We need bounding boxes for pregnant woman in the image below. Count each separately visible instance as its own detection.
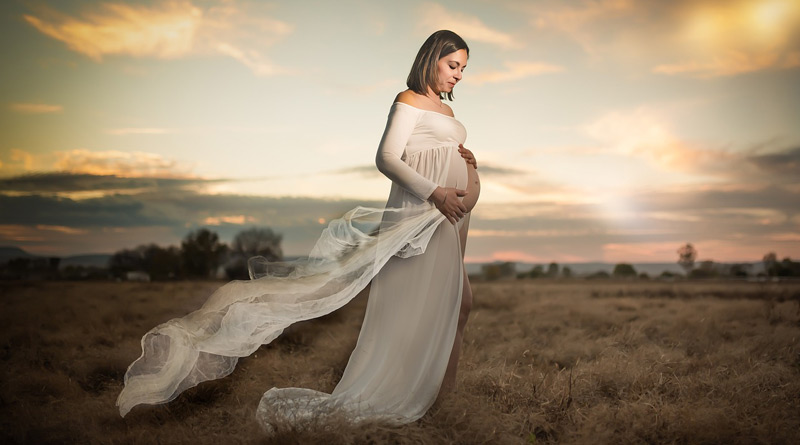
[117,30,481,431]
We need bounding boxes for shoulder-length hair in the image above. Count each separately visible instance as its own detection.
[406,30,469,101]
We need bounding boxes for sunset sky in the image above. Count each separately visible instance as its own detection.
[1,0,799,264]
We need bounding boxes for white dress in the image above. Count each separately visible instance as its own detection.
[116,101,471,430]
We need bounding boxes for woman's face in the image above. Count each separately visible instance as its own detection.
[435,48,468,95]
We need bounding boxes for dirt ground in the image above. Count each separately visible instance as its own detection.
[1,279,798,444]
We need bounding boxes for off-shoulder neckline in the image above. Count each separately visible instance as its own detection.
[392,101,460,121]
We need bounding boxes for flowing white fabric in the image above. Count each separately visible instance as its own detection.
[117,102,471,430]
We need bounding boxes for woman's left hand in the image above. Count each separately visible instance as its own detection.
[458,144,477,170]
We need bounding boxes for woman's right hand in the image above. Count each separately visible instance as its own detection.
[429,186,468,225]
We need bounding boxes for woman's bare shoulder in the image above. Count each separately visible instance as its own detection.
[394,90,419,106]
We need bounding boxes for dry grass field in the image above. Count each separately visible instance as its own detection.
[1,279,799,444]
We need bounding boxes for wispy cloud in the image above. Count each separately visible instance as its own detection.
[419,3,521,49]
[9,103,63,114]
[23,1,201,61]
[652,0,800,78]
[467,61,564,85]
[52,149,196,178]
[0,171,221,194]
[22,0,294,76]
[203,215,257,226]
[653,50,788,79]
[0,148,203,180]
[747,146,800,178]
[519,0,800,77]
[525,0,634,54]
[35,224,89,235]
[582,107,738,175]
[329,165,381,178]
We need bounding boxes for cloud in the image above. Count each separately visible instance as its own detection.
[467,61,564,85]
[22,0,293,76]
[203,215,257,226]
[9,103,63,114]
[0,171,220,193]
[35,225,89,235]
[0,149,202,182]
[473,164,529,176]
[52,149,196,178]
[524,0,635,54]
[652,50,782,78]
[531,0,634,31]
[746,146,800,177]
[652,0,800,78]
[1,149,40,172]
[0,188,382,256]
[582,107,739,175]
[23,1,201,61]
[419,3,520,49]
[329,165,381,178]
[519,0,800,77]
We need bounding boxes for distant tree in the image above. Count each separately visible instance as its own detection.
[484,264,501,281]
[108,248,145,278]
[728,263,750,278]
[109,243,181,280]
[638,272,650,280]
[587,270,610,280]
[181,228,227,278]
[689,260,717,279]
[528,265,544,278]
[141,244,181,280]
[482,262,515,281]
[561,266,573,278]
[763,252,778,276]
[763,255,800,277]
[5,257,32,279]
[546,262,559,278]
[779,257,800,277]
[612,263,637,278]
[677,243,697,275]
[659,270,679,281]
[225,227,283,280]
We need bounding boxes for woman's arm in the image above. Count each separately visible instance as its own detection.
[375,103,439,201]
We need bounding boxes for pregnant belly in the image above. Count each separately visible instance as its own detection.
[462,163,480,213]
[444,148,480,213]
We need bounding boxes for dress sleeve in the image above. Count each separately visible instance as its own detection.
[375,103,439,201]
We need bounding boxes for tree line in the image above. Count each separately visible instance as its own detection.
[479,243,800,282]
[1,227,283,281]
[108,227,283,280]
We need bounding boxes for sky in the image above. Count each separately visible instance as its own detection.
[1,0,799,264]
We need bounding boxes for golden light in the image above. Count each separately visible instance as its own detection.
[748,0,797,47]
[682,0,798,51]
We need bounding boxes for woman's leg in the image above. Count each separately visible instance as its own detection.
[439,270,473,395]
[439,214,473,396]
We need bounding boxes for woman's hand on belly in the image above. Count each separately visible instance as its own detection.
[429,186,468,225]
[458,144,478,170]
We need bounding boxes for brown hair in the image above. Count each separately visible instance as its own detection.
[406,30,469,101]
